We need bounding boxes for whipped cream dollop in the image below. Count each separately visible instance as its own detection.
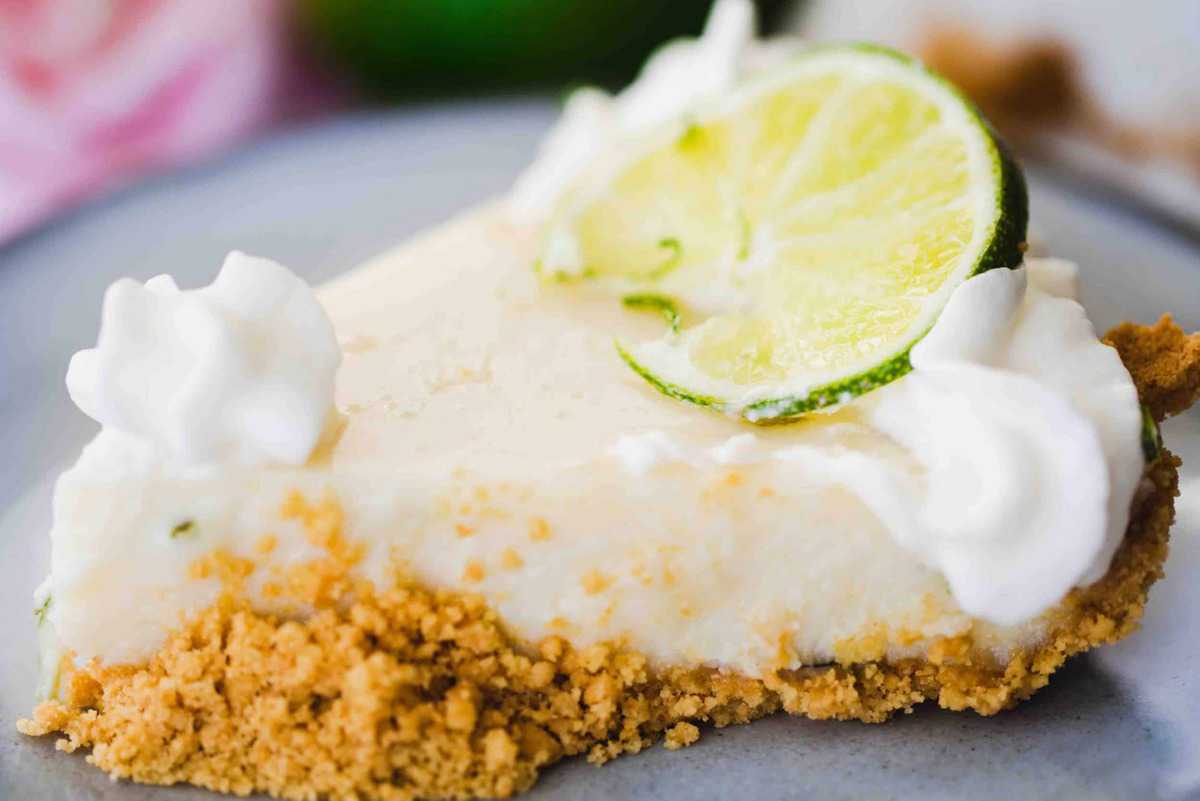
[510,0,790,222]
[871,261,1143,623]
[609,260,1144,626]
[66,251,341,467]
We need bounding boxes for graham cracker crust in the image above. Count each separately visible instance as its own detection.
[18,317,1200,801]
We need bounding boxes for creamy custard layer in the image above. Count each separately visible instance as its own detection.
[44,205,1130,676]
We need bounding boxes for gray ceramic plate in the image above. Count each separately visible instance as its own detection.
[2,100,1199,801]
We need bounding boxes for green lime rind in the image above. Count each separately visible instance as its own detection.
[1140,403,1161,462]
[743,342,918,422]
[617,343,725,410]
[973,127,1028,276]
[34,594,51,627]
[622,293,682,332]
[620,339,919,423]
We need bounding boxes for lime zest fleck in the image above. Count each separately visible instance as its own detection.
[623,293,682,332]
[646,238,683,281]
[1140,404,1161,462]
[34,594,51,626]
[676,122,706,151]
[737,210,752,261]
[534,258,597,283]
[170,519,196,539]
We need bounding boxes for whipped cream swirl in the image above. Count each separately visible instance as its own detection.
[868,261,1143,623]
[67,251,341,467]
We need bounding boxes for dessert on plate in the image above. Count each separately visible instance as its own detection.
[19,2,1200,799]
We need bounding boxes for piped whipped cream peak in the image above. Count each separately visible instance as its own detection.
[509,0,789,223]
[605,260,1144,627]
[874,260,1142,624]
[66,251,341,467]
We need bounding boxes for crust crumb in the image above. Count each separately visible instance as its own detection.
[1105,315,1200,420]
[664,722,701,750]
[463,559,487,583]
[500,548,524,570]
[188,549,255,590]
[528,517,552,542]
[581,569,613,595]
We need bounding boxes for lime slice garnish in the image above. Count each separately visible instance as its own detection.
[539,45,1027,421]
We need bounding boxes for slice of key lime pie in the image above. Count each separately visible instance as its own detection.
[19,2,1200,799]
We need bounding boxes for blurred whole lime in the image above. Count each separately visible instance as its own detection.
[299,0,790,95]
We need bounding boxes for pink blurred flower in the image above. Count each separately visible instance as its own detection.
[0,0,323,244]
